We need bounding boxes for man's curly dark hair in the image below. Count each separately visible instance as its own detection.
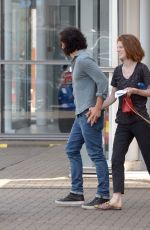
[59,26,87,56]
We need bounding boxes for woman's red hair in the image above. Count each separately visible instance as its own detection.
[117,34,145,62]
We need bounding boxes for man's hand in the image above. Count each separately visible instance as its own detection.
[86,107,101,126]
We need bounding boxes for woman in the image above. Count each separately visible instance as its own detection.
[94,34,150,210]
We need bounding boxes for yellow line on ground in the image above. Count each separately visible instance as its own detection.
[0,143,8,148]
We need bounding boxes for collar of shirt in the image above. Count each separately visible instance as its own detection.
[71,49,87,67]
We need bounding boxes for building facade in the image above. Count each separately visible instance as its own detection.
[0,0,150,170]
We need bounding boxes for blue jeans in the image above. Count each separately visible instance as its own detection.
[65,110,110,199]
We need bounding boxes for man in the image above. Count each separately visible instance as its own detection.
[55,27,110,209]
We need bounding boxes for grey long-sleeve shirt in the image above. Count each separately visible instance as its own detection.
[71,50,108,115]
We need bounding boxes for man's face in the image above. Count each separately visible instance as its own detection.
[61,42,65,50]
[60,41,70,56]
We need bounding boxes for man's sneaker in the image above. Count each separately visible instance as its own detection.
[82,197,109,210]
[55,192,84,206]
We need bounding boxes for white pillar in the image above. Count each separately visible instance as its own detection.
[126,0,140,36]
[140,0,150,147]
[140,0,150,68]
[118,0,140,36]
[36,0,47,125]
[109,0,118,67]
[108,0,118,167]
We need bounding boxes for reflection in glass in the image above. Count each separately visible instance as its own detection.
[3,0,76,61]
[2,0,111,64]
[4,0,31,61]
[3,64,75,134]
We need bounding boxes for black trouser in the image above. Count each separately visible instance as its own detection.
[112,121,150,194]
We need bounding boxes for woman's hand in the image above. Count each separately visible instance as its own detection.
[125,86,150,97]
[125,87,138,96]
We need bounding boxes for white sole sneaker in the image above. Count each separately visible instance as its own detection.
[82,204,96,210]
[55,200,84,206]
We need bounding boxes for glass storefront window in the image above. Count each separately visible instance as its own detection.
[1,0,77,61]
[1,0,113,64]
[80,0,110,66]
[0,0,117,149]
[2,0,31,61]
[2,63,74,134]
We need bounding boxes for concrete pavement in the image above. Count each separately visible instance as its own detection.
[0,141,150,230]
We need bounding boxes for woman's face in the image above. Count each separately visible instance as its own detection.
[117,41,127,61]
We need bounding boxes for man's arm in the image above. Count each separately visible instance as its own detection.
[87,87,117,126]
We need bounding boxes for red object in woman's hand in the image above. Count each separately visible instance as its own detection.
[122,95,134,113]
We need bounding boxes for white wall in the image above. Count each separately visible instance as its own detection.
[140,0,150,68]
